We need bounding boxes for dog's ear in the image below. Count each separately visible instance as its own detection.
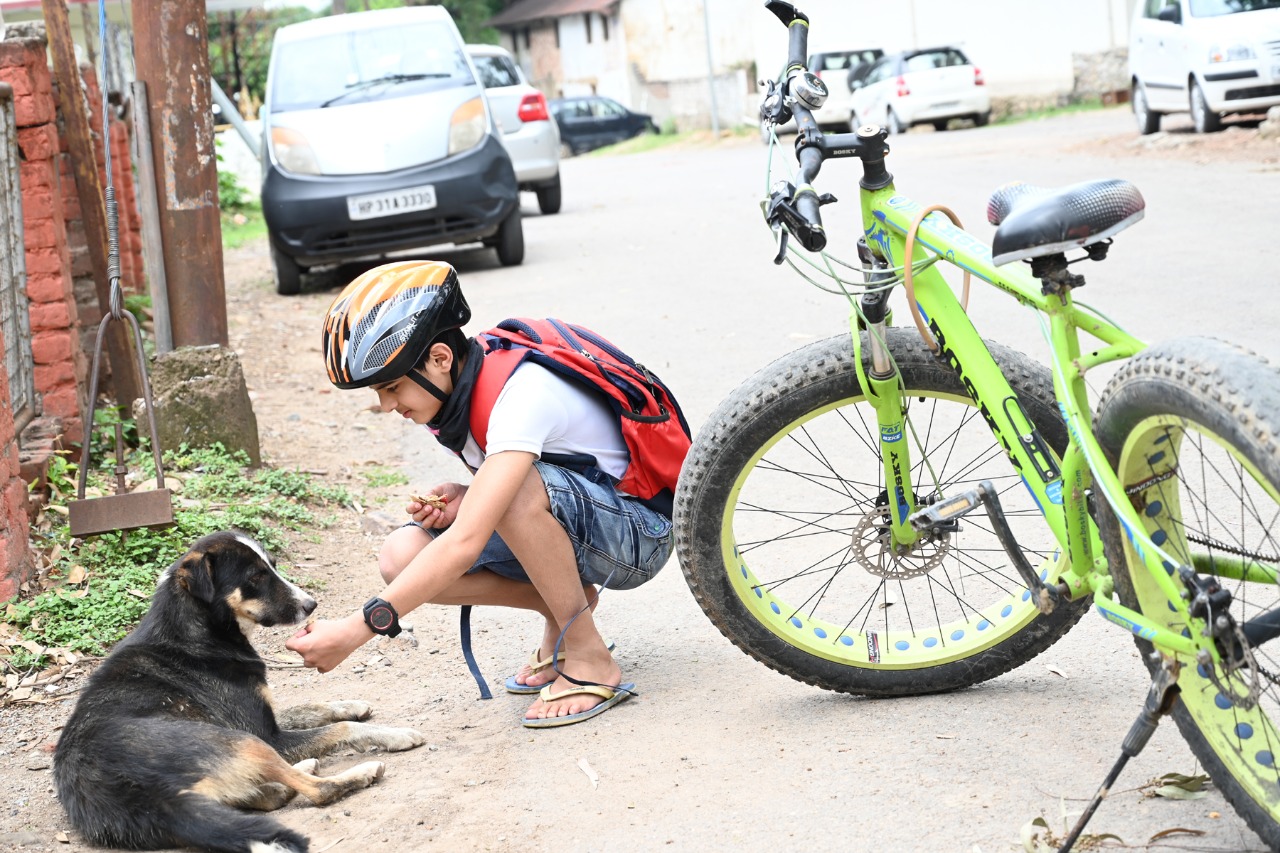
[174,550,216,603]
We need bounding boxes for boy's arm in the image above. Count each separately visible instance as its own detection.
[286,451,538,672]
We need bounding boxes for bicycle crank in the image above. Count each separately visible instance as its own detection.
[909,480,1067,614]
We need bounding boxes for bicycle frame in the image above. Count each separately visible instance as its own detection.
[854,176,1205,659]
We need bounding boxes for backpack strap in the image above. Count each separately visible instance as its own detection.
[469,338,531,451]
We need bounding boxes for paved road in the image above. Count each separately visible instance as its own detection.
[394,108,1280,852]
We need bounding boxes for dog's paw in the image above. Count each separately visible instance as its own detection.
[381,727,427,752]
[351,760,386,785]
[328,700,373,721]
[292,758,319,775]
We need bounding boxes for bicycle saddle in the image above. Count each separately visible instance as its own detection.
[987,179,1146,267]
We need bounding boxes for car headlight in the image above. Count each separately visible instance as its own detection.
[1208,43,1255,63]
[270,126,321,175]
[449,97,486,156]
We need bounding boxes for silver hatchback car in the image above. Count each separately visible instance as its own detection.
[467,44,562,214]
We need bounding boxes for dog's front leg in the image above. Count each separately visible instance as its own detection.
[272,721,425,764]
[276,700,372,729]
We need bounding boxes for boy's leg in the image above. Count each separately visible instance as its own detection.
[495,467,621,721]
[379,524,594,690]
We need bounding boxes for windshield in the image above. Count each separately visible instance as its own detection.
[1189,0,1280,16]
[270,20,474,112]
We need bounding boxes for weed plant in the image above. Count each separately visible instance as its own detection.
[5,439,352,670]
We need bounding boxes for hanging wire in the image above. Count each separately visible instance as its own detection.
[98,0,122,321]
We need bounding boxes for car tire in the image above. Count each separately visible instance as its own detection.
[271,244,303,296]
[973,111,991,128]
[494,207,524,267]
[1190,81,1222,133]
[536,174,562,215]
[1132,83,1160,135]
[932,120,949,132]
[886,108,906,135]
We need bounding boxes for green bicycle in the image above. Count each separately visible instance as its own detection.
[674,2,1280,847]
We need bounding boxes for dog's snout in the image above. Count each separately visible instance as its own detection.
[298,592,318,619]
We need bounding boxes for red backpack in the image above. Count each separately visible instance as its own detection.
[469,318,690,514]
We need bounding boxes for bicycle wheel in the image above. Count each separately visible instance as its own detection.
[675,329,1088,696]
[1095,337,1280,847]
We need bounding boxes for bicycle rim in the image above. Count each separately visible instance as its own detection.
[1115,414,1280,817]
[717,387,1062,671]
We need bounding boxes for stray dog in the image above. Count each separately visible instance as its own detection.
[53,530,425,853]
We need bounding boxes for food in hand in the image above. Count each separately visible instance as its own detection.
[411,494,448,510]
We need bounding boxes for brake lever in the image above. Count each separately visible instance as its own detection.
[773,228,790,265]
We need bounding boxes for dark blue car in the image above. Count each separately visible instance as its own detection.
[548,95,659,155]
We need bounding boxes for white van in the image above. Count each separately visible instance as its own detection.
[1129,0,1280,134]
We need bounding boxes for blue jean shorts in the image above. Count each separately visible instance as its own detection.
[412,461,673,591]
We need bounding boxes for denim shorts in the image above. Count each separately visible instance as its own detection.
[411,461,673,591]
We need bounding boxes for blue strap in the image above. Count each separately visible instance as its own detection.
[459,605,492,700]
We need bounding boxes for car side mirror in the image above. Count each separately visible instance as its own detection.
[1157,5,1181,24]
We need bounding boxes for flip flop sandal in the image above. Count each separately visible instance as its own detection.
[504,639,616,695]
[521,683,636,729]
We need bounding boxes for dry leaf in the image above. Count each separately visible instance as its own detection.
[577,757,599,789]
[1046,665,1067,678]
[67,565,86,584]
[55,830,69,843]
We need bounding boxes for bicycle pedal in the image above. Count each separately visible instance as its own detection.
[909,490,982,531]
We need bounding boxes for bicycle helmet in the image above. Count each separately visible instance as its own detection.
[322,260,470,390]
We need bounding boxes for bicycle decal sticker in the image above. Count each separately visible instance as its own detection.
[880,424,903,443]
[1096,603,1157,641]
[867,631,881,664]
[1045,479,1063,505]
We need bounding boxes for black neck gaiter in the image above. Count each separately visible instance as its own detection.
[428,337,486,454]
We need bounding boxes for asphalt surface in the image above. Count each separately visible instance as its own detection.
[388,108,1280,852]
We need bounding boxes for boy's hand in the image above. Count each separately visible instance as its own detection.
[408,482,466,527]
[286,611,372,673]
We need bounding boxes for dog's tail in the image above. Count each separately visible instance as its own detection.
[164,793,310,853]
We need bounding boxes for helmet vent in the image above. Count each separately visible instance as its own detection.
[364,327,412,374]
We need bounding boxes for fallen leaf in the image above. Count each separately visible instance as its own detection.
[936,733,956,739]
[67,565,85,584]
[1149,827,1206,841]
[577,757,599,790]
[1046,665,1067,678]
[55,831,68,843]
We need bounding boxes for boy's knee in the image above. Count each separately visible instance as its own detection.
[379,526,429,584]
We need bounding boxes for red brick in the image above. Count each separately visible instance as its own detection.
[34,365,74,394]
[30,331,72,365]
[25,246,63,275]
[40,386,79,418]
[13,91,55,128]
[21,186,56,221]
[28,301,71,331]
[25,270,70,305]
[20,217,60,250]
[18,161,53,195]
[17,123,58,160]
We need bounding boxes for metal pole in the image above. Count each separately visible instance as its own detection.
[131,0,227,349]
[211,78,260,154]
[702,0,720,137]
[130,81,172,354]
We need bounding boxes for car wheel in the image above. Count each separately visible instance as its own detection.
[559,142,574,158]
[1190,81,1222,133]
[886,108,905,135]
[271,244,303,296]
[536,173,562,215]
[494,207,524,267]
[974,111,991,128]
[932,120,949,132]
[1132,83,1160,135]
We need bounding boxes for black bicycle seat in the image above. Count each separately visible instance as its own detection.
[987,179,1146,267]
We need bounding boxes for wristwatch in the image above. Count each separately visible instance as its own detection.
[362,597,402,637]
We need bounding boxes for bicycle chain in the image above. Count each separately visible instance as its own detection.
[1185,532,1280,564]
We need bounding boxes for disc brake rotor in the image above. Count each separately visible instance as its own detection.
[851,507,950,579]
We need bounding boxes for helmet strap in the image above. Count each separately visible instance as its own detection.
[407,369,450,403]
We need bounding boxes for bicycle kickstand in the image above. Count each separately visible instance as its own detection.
[1056,656,1181,852]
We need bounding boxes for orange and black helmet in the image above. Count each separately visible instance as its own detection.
[322,261,470,389]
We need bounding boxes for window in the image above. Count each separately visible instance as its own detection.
[523,27,531,50]
[602,15,610,41]
[594,98,625,117]
[554,19,560,48]
[472,55,520,89]
[584,13,592,43]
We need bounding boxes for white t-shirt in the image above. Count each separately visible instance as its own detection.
[456,362,630,484]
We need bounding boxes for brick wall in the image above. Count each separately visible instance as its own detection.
[0,27,87,447]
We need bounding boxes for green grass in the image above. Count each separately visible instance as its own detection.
[996,97,1112,126]
[587,125,757,157]
[4,441,353,670]
[361,466,409,489]
[221,201,268,249]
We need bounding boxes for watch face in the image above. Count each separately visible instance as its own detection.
[369,605,394,631]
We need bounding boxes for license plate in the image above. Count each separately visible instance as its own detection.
[347,184,437,221]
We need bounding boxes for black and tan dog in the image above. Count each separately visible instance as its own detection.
[53,530,425,853]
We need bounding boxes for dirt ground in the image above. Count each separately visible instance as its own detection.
[2,113,1279,853]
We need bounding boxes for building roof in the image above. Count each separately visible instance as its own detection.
[486,0,617,29]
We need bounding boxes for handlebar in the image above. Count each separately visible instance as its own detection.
[761,1,891,259]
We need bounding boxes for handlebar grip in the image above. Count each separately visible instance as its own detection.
[793,190,826,252]
[765,1,810,68]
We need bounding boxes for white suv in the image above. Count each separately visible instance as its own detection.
[467,44,562,214]
[1130,0,1280,134]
